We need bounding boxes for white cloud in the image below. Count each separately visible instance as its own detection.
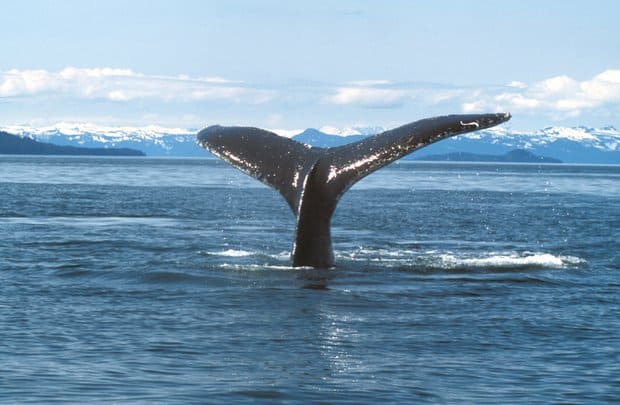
[59,67,139,80]
[537,75,578,95]
[0,69,60,96]
[0,67,274,104]
[347,79,393,86]
[106,90,132,102]
[462,69,620,118]
[507,80,527,89]
[330,71,620,118]
[325,81,470,109]
[495,93,540,109]
[415,88,466,105]
[581,69,620,102]
[3,66,619,127]
[326,86,406,108]
[462,101,484,113]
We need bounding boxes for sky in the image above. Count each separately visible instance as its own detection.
[1,0,619,132]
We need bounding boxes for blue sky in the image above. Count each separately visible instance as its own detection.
[1,0,619,131]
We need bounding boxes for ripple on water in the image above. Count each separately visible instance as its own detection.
[1,159,618,403]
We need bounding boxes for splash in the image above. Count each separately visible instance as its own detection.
[437,252,585,270]
[206,249,255,257]
[338,248,586,271]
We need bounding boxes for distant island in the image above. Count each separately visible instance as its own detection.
[413,149,562,163]
[0,131,144,156]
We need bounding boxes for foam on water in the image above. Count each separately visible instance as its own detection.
[202,249,290,260]
[0,216,181,227]
[207,249,255,257]
[218,263,294,271]
[337,248,585,271]
[200,246,585,273]
[438,252,585,269]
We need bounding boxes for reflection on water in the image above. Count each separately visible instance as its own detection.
[319,310,364,379]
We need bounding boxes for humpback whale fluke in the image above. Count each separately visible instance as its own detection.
[197,113,511,268]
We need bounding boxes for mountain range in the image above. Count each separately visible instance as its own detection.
[1,123,619,164]
[0,131,144,156]
[414,149,562,163]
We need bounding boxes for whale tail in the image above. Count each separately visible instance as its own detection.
[197,113,511,267]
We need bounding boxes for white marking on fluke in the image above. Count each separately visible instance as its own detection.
[460,121,480,128]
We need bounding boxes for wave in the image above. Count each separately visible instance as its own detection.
[437,252,585,270]
[218,263,294,271]
[205,249,256,257]
[337,248,585,272]
[0,215,181,227]
[199,246,585,273]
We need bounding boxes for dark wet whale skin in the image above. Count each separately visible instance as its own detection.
[197,113,511,267]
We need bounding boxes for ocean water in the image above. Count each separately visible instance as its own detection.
[1,156,619,403]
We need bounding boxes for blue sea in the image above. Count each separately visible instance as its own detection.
[1,156,619,403]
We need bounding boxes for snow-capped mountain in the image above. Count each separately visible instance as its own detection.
[1,123,202,156]
[415,125,620,163]
[2,123,619,163]
[318,125,385,137]
[290,125,620,163]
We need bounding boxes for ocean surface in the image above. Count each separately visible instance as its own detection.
[1,156,619,403]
